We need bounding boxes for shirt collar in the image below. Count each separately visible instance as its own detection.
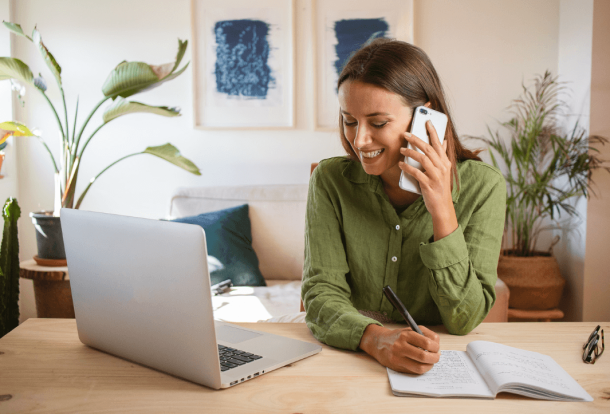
[342,158,462,204]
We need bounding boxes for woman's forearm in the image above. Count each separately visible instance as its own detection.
[430,198,459,241]
[359,324,384,356]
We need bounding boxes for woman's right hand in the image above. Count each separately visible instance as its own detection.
[359,324,441,374]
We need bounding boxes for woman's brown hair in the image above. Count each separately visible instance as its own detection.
[337,38,481,188]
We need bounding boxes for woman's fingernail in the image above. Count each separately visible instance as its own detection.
[405,132,412,137]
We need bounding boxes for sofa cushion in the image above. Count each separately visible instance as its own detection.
[169,185,309,281]
[172,204,266,286]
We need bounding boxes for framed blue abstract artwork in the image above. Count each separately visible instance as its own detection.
[313,0,413,130]
[192,0,294,128]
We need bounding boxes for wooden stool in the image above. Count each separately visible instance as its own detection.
[20,260,75,318]
[508,308,564,322]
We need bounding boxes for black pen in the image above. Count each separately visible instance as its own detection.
[383,285,424,336]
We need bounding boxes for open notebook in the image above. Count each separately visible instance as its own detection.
[388,341,593,401]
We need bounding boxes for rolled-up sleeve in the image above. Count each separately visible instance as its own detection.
[418,175,506,335]
[302,165,382,350]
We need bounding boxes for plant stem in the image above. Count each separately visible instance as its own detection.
[73,96,110,155]
[74,152,140,209]
[41,92,66,142]
[62,158,80,209]
[39,90,68,189]
[72,97,79,144]
[61,87,70,145]
[69,97,80,173]
[60,88,71,191]
[77,123,106,160]
[36,136,59,173]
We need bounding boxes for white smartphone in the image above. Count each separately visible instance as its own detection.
[398,106,448,194]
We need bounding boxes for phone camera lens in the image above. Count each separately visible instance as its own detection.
[419,108,428,114]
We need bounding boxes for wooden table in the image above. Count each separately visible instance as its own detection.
[0,320,608,413]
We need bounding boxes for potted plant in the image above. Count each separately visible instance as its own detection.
[0,197,20,338]
[0,21,200,262]
[471,71,609,311]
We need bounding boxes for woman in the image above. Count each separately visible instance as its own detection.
[302,38,506,375]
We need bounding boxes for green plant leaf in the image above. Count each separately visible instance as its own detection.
[102,98,181,123]
[32,27,62,87]
[2,21,32,41]
[0,121,36,145]
[0,57,35,87]
[170,39,188,73]
[101,39,189,99]
[142,143,200,175]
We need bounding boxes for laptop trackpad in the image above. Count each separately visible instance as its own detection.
[217,325,263,344]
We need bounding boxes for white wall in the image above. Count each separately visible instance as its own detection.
[556,0,594,322]
[0,0,19,210]
[415,0,560,144]
[583,0,610,322]
[1,0,36,323]
[9,0,590,322]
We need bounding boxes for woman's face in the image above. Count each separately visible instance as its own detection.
[338,80,413,180]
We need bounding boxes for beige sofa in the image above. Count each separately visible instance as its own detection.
[168,184,509,323]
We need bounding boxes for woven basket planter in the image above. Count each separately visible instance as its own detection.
[497,252,565,310]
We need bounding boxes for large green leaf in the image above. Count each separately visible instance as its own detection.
[0,121,36,145]
[102,98,181,123]
[2,21,32,40]
[102,39,189,99]
[143,143,200,175]
[32,27,62,87]
[0,57,34,86]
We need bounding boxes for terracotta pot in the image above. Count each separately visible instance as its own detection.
[497,252,565,310]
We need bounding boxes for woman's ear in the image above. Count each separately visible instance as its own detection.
[424,102,431,108]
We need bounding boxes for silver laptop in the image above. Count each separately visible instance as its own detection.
[60,208,321,389]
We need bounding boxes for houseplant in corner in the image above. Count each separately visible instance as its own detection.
[471,71,609,313]
[0,21,200,262]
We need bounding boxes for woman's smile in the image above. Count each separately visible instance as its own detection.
[338,80,413,181]
[360,148,384,158]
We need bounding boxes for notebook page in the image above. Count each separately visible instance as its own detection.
[466,341,593,401]
[387,350,494,398]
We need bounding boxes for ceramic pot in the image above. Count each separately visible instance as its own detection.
[30,211,66,260]
[497,251,565,310]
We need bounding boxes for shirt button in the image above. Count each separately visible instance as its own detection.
[395,225,400,230]
[391,256,398,262]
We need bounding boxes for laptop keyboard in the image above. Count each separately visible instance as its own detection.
[218,344,262,372]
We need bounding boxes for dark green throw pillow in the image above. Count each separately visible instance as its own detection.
[172,204,266,286]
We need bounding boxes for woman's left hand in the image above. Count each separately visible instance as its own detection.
[399,120,458,240]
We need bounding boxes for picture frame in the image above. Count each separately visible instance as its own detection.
[191,0,295,129]
[313,0,414,131]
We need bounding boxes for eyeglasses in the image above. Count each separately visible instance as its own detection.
[582,325,604,364]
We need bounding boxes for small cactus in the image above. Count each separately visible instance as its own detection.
[0,197,20,338]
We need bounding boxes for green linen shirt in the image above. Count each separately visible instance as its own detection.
[302,156,506,351]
